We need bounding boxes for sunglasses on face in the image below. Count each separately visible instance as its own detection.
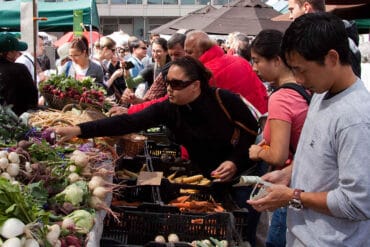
[165,78,195,90]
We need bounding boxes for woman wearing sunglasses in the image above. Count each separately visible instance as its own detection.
[53,56,258,181]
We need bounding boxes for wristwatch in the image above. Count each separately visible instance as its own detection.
[289,189,304,210]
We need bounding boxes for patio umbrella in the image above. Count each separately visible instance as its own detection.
[107,30,130,47]
[150,5,218,35]
[54,31,102,47]
[155,0,290,36]
[200,0,291,35]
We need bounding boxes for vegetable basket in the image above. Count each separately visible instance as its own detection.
[42,91,103,111]
[120,134,148,157]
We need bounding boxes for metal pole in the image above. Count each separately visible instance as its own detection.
[90,0,94,57]
[33,0,38,84]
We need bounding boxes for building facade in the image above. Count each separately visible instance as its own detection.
[96,0,232,39]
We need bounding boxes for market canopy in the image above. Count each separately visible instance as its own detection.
[0,0,100,32]
[271,3,370,34]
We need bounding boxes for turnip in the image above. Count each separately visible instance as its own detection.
[1,172,12,180]
[25,162,32,173]
[70,150,89,168]
[155,235,166,243]
[68,165,77,173]
[7,163,20,177]
[88,176,105,191]
[92,186,110,199]
[2,237,22,247]
[0,150,8,159]
[68,173,81,183]
[24,238,40,247]
[7,152,20,164]
[0,218,25,238]
[0,157,9,170]
[168,233,179,243]
[89,196,119,222]
[46,224,60,246]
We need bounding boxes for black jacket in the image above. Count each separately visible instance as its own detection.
[78,88,258,177]
[0,58,38,115]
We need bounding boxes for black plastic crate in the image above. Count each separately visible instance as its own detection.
[141,126,171,144]
[102,205,242,246]
[146,140,181,162]
[114,155,160,204]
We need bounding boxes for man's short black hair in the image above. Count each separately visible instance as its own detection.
[282,12,351,66]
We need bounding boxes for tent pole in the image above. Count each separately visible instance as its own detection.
[90,0,94,57]
[33,0,38,84]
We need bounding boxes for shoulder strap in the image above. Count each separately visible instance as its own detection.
[215,88,258,137]
[65,61,72,77]
[274,83,311,105]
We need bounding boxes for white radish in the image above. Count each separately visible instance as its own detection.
[46,224,60,246]
[0,157,9,170]
[0,150,8,159]
[0,218,25,238]
[2,237,22,247]
[1,172,12,180]
[88,176,105,191]
[24,238,40,247]
[92,186,110,199]
[7,152,20,164]
[7,163,20,177]
[68,173,81,183]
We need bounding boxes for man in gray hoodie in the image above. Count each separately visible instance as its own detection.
[248,13,370,246]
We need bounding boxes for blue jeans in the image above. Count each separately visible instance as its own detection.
[266,207,287,247]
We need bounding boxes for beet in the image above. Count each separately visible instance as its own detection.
[65,235,82,247]
[17,140,33,150]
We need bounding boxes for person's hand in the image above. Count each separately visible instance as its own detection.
[262,167,291,186]
[112,68,123,79]
[249,139,266,161]
[211,160,237,182]
[247,184,293,212]
[120,88,136,104]
[50,126,81,143]
[108,106,128,116]
[249,144,263,161]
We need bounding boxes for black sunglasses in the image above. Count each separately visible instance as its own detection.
[165,79,195,90]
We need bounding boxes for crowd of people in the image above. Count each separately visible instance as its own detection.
[1,0,370,246]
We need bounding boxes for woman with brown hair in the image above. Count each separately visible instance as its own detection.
[58,36,104,85]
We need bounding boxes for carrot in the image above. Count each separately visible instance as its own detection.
[170,202,191,208]
[182,174,203,184]
[191,218,204,224]
[167,171,178,181]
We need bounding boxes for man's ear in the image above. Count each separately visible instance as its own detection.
[303,2,312,14]
[325,49,340,67]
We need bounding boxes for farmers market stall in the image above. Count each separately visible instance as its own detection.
[0,104,117,247]
[1,70,254,246]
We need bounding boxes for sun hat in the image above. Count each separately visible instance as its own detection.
[0,33,28,52]
[57,42,72,61]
